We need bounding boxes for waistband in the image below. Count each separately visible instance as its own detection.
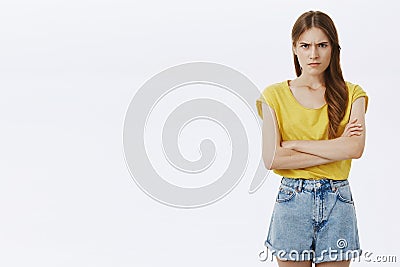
[281,177,349,193]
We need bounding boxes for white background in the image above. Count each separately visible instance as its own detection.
[1,0,399,266]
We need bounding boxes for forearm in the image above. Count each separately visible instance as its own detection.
[270,147,337,170]
[284,137,362,161]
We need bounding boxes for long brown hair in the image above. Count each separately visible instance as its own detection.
[292,11,348,139]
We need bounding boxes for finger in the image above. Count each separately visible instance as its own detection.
[349,128,364,133]
[343,130,353,136]
[349,129,363,134]
[347,121,361,127]
[344,127,363,136]
[347,124,363,129]
[345,119,359,128]
[348,118,357,125]
[350,131,362,136]
[350,128,363,134]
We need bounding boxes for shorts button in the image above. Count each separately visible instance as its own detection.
[315,182,321,188]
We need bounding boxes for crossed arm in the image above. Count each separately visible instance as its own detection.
[261,97,366,170]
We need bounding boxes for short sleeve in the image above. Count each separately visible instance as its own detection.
[352,84,369,113]
[256,85,277,119]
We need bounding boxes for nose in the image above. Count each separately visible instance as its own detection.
[309,45,319,59]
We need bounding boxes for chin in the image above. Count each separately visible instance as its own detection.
[304,69,325,76]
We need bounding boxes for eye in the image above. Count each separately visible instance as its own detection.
[300,44,309,48]
[318,43,328,48]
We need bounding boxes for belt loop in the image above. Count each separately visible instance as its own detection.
[297,179,303,192]
[329,179,336,192]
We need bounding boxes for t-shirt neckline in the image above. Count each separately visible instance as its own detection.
[286,80,327,111]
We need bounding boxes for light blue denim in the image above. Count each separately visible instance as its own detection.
[264,177,361,264]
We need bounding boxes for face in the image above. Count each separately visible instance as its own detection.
[293,27,332,76]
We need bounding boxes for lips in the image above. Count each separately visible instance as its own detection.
[308,63,321,66]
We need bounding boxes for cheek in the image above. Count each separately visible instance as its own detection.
[296,53,308,65]
[324,55,332,67]
[323,50,332,63]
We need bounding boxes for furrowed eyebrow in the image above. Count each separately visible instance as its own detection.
[299,41,329,45]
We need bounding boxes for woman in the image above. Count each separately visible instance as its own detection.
[256,11,368,266]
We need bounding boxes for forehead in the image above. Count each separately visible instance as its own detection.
[297,27,329,43]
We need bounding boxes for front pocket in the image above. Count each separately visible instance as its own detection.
[276,186,296,203]
[336,185,354,204]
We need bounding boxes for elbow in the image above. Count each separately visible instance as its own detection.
[349,143,365,159]
[351,149,364,159]
[262,145,280,170]
[263,158,275,170]
[263,150,280,170]
[267,163,277,171]
[341,136,365,159]
[262,152,278,170]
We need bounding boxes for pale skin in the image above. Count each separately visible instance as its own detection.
[262,27,366,267]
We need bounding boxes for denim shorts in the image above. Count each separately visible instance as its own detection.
[264,177,361,264]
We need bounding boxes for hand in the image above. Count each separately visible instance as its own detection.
[341,118,363,137]
[281,140,297,149]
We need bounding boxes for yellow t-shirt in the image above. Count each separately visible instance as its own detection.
[256,80,369,180]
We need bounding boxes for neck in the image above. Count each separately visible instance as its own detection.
[298,73,325,89]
